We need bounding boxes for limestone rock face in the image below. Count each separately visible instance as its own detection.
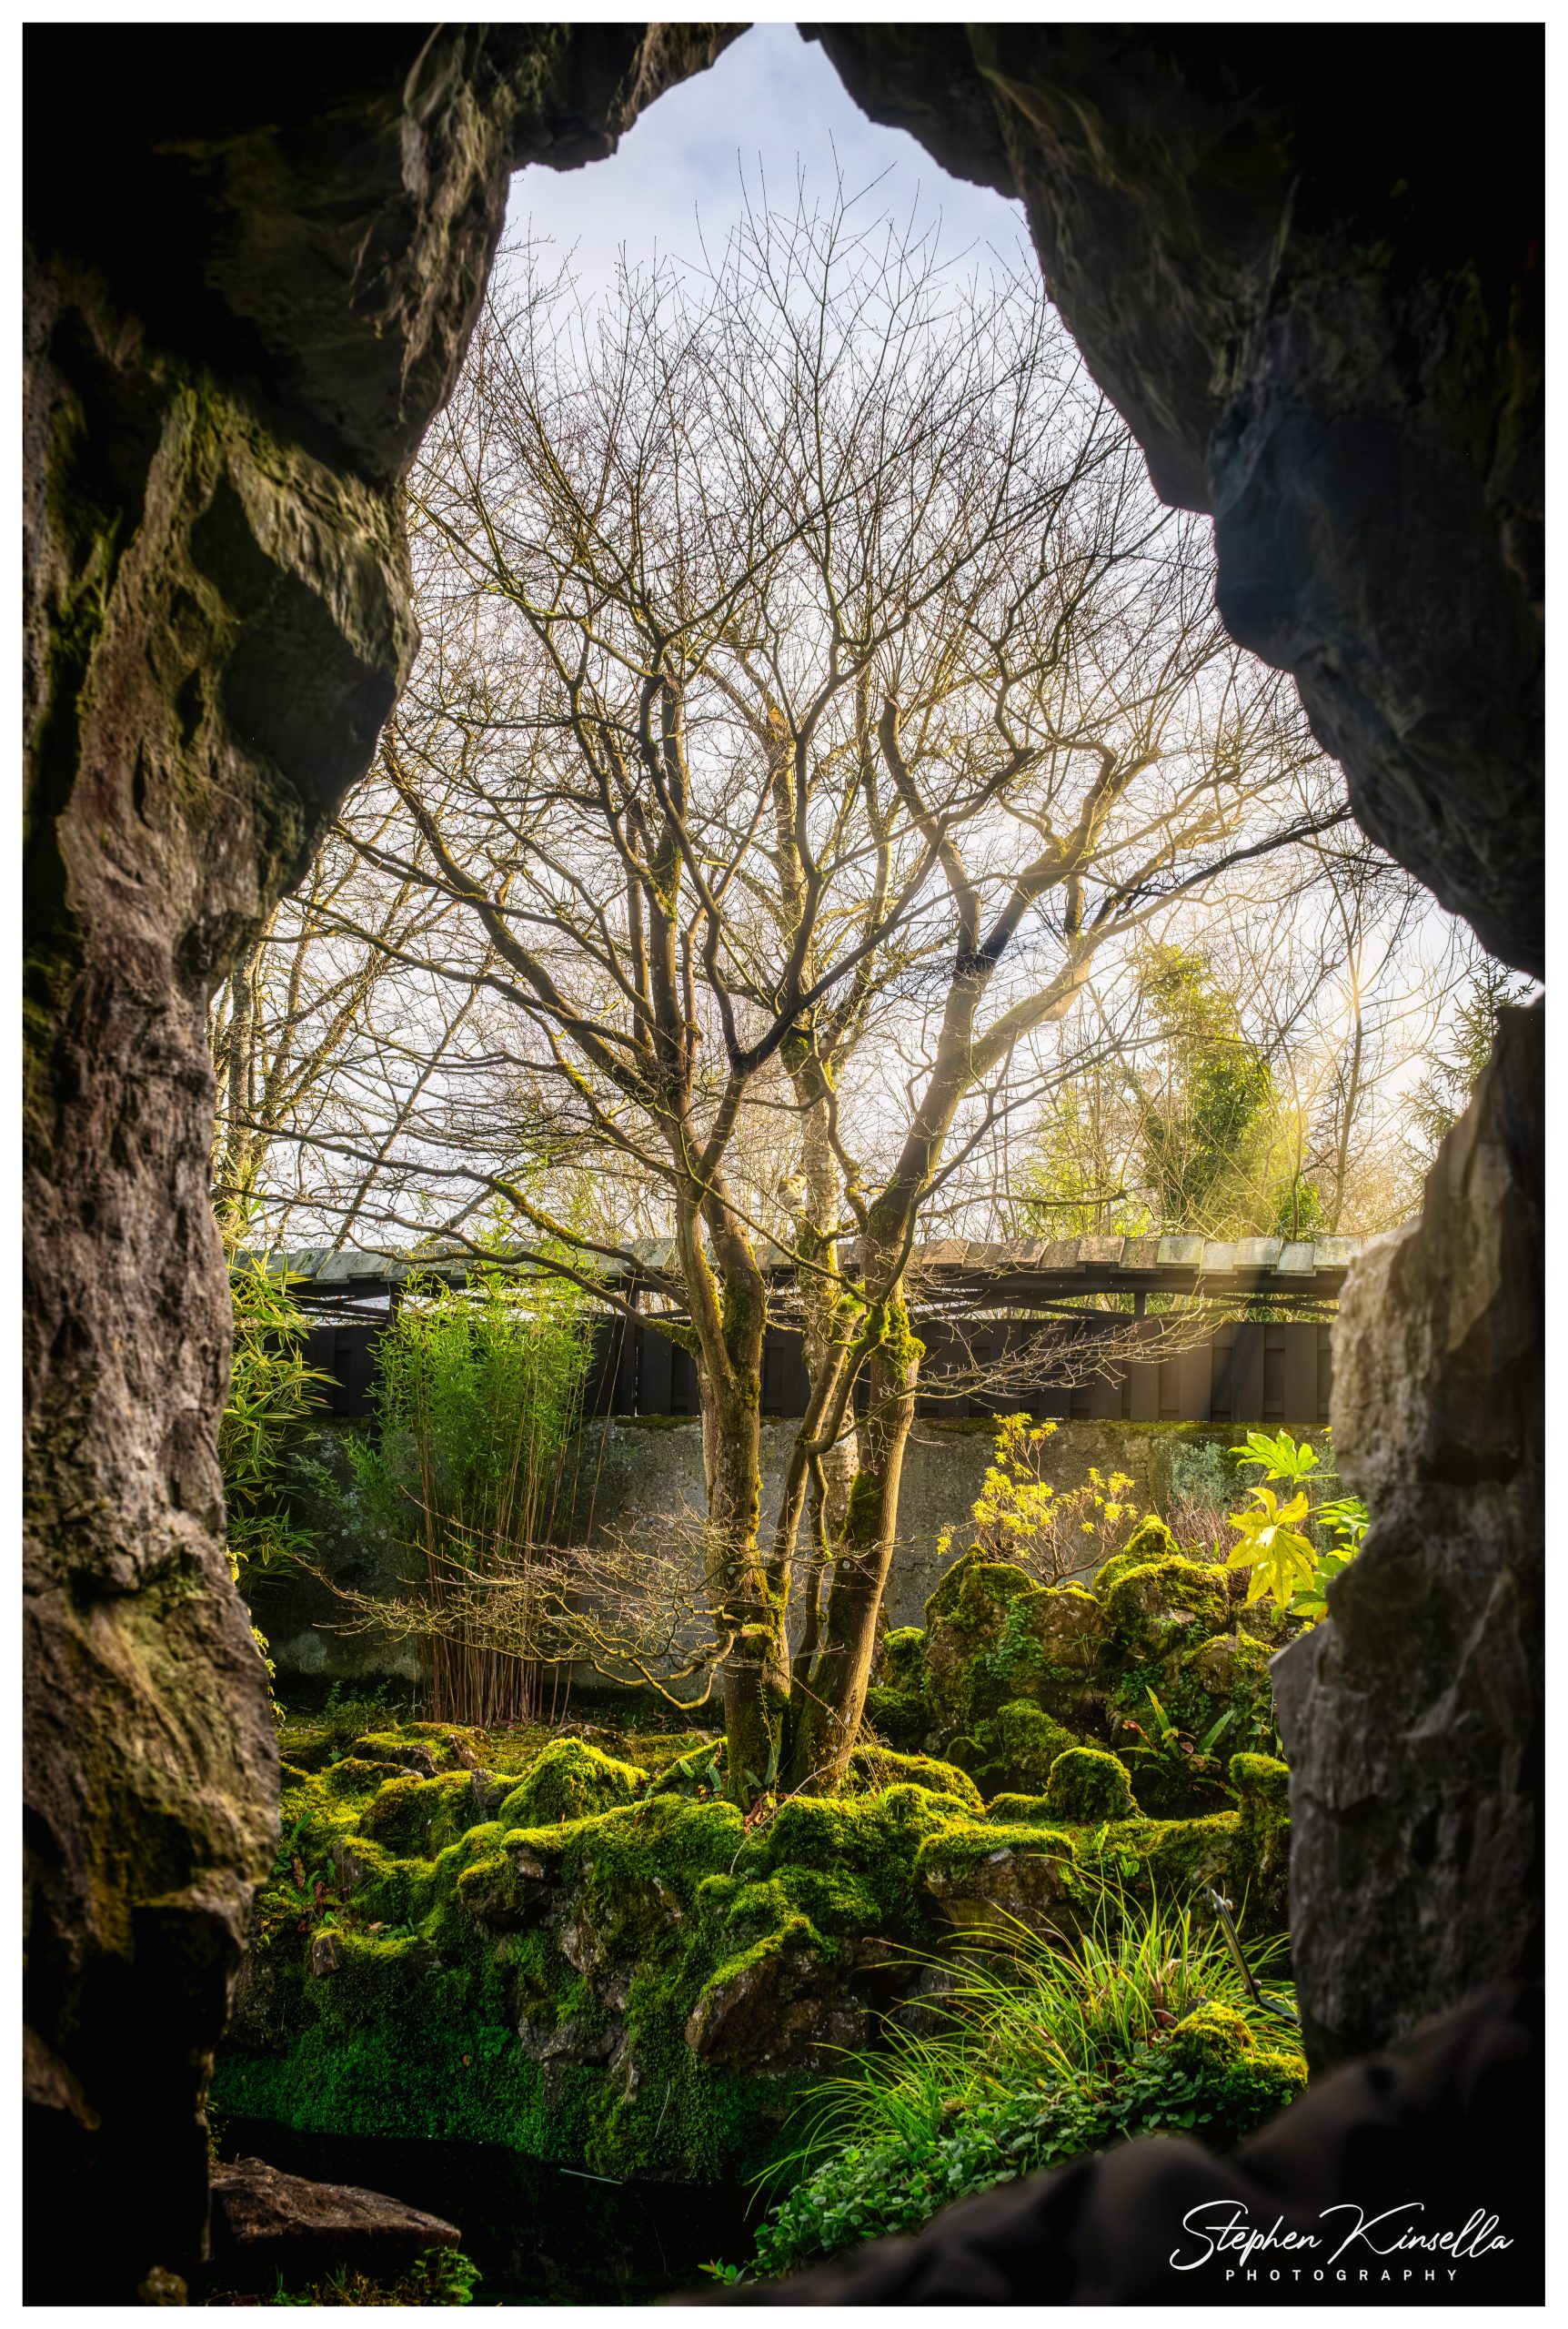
[23,25,736,2304]
[809,25,1543,977]
[1272,1007,1543,2065]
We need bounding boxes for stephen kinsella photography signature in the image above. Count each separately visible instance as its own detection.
[1169,2202,1514,2284]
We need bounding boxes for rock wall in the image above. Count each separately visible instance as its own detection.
[23,25,737,2302]
[1273,1006,1543,2063]
[809,25,1543,979]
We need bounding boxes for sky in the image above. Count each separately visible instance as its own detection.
[499,22,1030,301]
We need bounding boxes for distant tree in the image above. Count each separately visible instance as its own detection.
[1019,943,1327,1245]
[1137,945,1325,1239]
[1406,953,1533,1164]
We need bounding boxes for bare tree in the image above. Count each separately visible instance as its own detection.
[208,817,490,1251]
[252,184,1348,1793]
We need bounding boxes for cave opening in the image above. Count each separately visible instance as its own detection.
[23,21,1541,2305]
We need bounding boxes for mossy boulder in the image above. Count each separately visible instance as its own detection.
[1229,1751,1292,1925]
[984,1792,1056,1824]
[1042,1746,1139,1822]
[861,1684,929,1753]
[1094,1515,1180,1594]
[1168,2000,1253,2072]
[914,1816,1085,1932]
[1163,2001,1307,2140]
[864,1629,932,1749]
[879,1628,928,1685]
[921,1549,1039,1727]
[950,1699,1082,1801]
[1181,1628,1275,1713]
[357,1769,498,1858]
[496,1739,648,1829]
[846,1745,983,1812]
[1101,1557,1233,1658]
[922,1551,1107,1731]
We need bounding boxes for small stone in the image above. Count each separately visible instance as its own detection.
[309,1931,343,1977]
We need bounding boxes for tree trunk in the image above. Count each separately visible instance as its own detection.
[788,1295,921,1788]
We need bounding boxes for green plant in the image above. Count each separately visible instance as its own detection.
[256,1816,349,1950]
[750,1881,1302,2276]
[937,1416,1139,1586]
[220,1251,333,1585]
[1223,1431,1370,1621]
[347,1227,596,1726]
[265,2244,481,2306]
[1119,1687,1236,1779]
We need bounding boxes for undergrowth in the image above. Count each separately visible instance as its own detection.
[748,1883,1303,2279]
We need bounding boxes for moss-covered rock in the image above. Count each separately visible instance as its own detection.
[1101,1557,1233,1658]
[1162,2000,1307,2139]
[879,1628,928,1684]
[923,1551,1107,1733]
[950,1699,1082,1800]
[984,1792,1054,1824]
[219,1705,1290,2194]
[496,1738,649,1829]
[1094,1514,1180,1594]
[1043,1746,1139,1822]
[846,1745,983,1812]
[1229,1751,1292,1926]
[1169,2000,1253,2070]
[861,1683,929,1753]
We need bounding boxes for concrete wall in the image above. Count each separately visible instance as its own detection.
[253,1413,1331,1693]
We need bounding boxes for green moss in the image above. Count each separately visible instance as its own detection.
[357,1771,489,1858]
[924,1548,1037,1633]
[1043,1746,1139,1822]
[951,1699,1083,1800]
[349,1725,480,1769]
[1095,1515,1179,1594]
[861,1683,928,1751]
[1168,2001,1253,2071]
[1152,2001,1306,2142]
[1231,1751,1290,1805]
[1227,1752,1292,1926]
[879,1628,927,1683]
[221,1699,1289,2198]
[1101,1558,1232,1656]
[847,1744,983,1811]
[495,1738,648,1829]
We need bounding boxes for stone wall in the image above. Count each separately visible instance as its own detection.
[1273,1006,1543,2064]
[252,1415,1332,1691]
